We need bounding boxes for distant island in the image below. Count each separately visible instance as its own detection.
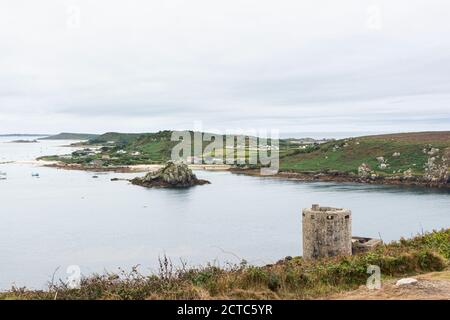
[0,134,48,137]
[37,131,450,188]
[10,139,39,143]
[39,133,99,140]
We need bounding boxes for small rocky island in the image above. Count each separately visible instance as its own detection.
[131,161,210,188]
[11,139,39,143]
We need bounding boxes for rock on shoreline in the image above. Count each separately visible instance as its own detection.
[230,168,450,188]
[131,161,210,188]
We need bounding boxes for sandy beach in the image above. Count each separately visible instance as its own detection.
[10,159,231,173]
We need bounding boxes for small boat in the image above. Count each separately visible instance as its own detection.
[31,173,40,178]
[0,171,7,180]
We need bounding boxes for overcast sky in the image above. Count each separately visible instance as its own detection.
[0,0,449,136]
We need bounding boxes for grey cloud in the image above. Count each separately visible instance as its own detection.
[0,0,449,134]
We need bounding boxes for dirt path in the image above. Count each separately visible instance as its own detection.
[330,271,450,300]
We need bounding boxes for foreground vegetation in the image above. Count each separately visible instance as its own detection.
[1,229,448,300]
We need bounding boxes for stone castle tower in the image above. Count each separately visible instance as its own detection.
[302,204,352,259]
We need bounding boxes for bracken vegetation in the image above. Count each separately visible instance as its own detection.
[1,229,448,300]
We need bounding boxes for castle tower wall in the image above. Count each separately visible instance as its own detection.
[302,204,352,259]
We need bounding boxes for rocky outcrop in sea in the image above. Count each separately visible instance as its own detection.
[131,161,210,188]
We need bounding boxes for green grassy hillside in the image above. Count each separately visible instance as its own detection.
[41,131,293,166]
[39,133,99,140]
[39,131,450,184]
[280,132,450,179]
[88,132,143,146]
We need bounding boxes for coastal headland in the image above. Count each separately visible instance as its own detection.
[33,131,450,188]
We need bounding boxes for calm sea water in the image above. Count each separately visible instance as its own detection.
[0,136,449,289]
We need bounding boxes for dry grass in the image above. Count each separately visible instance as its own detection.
[1,229,448,300]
